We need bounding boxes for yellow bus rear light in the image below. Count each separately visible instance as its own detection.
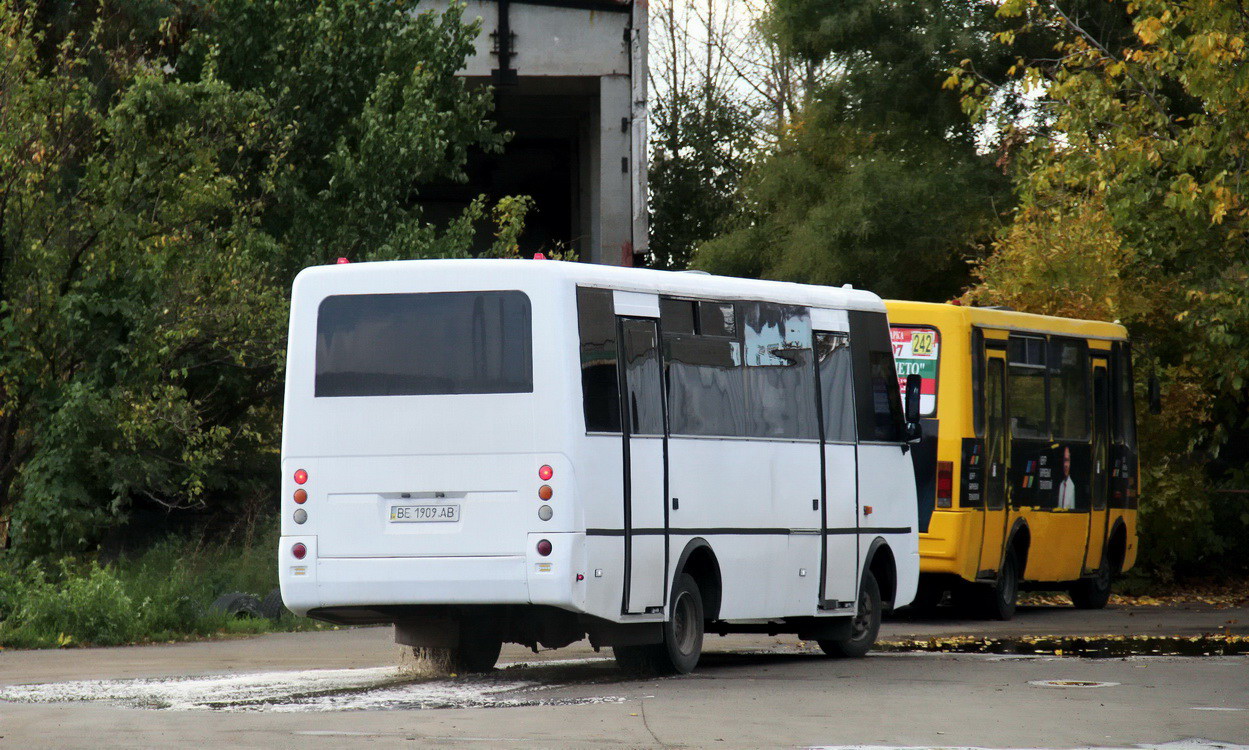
[937,461,954,508]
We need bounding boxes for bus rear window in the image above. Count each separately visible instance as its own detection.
[315,291,533,397]
[891,326,940,417]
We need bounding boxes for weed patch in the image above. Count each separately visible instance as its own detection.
[0,532,325,649]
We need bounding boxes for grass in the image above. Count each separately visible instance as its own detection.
[0,529,328,649]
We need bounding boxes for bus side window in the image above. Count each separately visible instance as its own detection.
[815,333,856,442]
[1113,343,1138,451]
[1049,338,1091,441]
[848,310,905,443]
[972,328,985,438]
[741,301,817,439]
[664,331,746,438]
[576,286,621,432]
[1007,335,1048,439]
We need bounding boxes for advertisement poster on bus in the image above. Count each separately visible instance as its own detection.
[891,326,939,416]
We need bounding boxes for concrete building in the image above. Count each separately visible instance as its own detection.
[419,0,647,266]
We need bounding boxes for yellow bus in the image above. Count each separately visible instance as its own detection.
[885,301,1140,619]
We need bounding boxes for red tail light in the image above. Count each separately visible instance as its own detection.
[538,465,553,481]
[936,461,954,508]
[292,543,307,559]
[294,469,308,485]
[536,539,552,556]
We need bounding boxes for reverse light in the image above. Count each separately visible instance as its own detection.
[294,469,308,485]
[538,465,553,481]
[294,489,307,504]
[538,484,553,501]
[292,542,307,559]
[536,539,552,556]
[293,508,307,524]
[936,461,954,508]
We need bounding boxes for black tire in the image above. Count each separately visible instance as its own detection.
[951,553,1018,621]
[451,632,502,673]
[1069,557,1113,610]
[984,553,1019,621]
[210,592,262,618]
[818,570,882,658]
[613,573,705,675]
[258,588,286,621]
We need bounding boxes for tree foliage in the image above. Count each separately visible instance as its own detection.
[694,0,1012,300]
[0,0,522,555]
[960,0,1249,576]
[648,87,756,270]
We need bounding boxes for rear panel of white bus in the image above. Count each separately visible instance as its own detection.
[278,264,581,618]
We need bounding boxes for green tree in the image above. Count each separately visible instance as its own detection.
[184,0,507,271]
[694,0,1012,301]
[649,87,756,270]
[1,0,526,554]
[0,5,288,552]
[961,0,1249,576]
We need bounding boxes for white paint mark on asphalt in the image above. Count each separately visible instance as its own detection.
[0,665,626,713]
[1189,706,1245,711]
[805,739,1249,750]
[1028,679,1121,688]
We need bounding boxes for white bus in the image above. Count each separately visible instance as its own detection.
[279,259,921,674]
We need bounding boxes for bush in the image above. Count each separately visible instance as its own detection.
[0,529,319,648]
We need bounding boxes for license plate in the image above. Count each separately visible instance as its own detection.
[389,504,460,523]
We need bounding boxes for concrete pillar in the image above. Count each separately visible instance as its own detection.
[596,74,633,266]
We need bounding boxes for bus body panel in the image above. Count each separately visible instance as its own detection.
[885,300,1140,593]
[280,259,919,644]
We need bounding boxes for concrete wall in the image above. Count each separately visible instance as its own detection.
[418,0,647,265]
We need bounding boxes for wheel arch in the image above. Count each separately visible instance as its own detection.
[674,538,722,621]
[1004,518,1031,577]
[1105,519,1128,574]
[863,537,898,610]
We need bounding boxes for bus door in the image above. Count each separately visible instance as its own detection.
[618,317,669,614]
[977,350,1010,576]
[814,331,859,609]
[1084,358,1111,572]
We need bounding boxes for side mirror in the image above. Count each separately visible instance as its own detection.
[1148,374,1162,415]
[904,373,923,442]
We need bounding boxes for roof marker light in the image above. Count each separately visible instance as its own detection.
[533,252,547,260]
[336,257,350,264]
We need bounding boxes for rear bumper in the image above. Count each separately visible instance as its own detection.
[278,533,585,618]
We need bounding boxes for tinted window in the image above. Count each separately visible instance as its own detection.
[848,310,904,442]
[577,287,620,432]
[1049,338,1090,441]
[659,297,697,334]
[316,291,532,397]
[665,333,746,436]
[742,302,817,439]
[815,333,856,442]
[1008,335,1048,438]
[1114,343,1137,450]
[699,301,737,337]
[621,320,665,436]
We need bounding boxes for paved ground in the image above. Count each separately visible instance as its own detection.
[1,604,1246,749]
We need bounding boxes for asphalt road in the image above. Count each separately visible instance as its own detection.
[1,604,1246,749]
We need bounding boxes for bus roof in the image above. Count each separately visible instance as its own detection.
[294,259,888,313]
[884,300,1128,341]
